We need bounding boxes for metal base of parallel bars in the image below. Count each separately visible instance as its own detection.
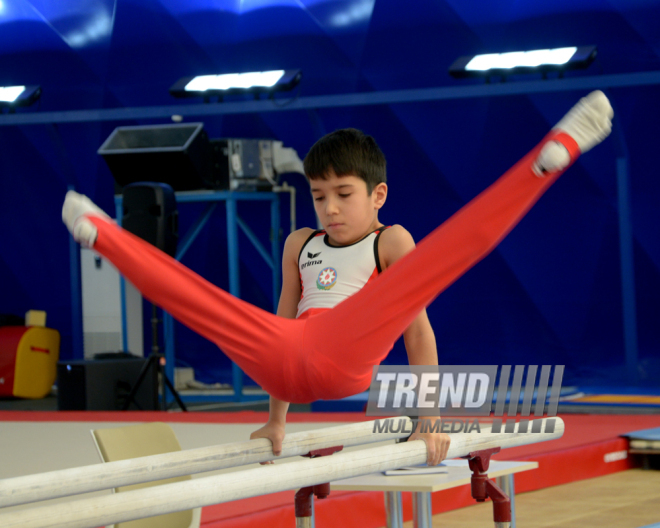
[294,446,343,527]
[496,473,516,527]
[464,448,512,528]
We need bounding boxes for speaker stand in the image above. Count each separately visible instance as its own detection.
[122,304,187,411]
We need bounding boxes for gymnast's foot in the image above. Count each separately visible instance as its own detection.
[62,191,110,248]
[533,90,613,176]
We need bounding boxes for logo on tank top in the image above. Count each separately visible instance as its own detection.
[316,267,337,290]
[302,251,323,270]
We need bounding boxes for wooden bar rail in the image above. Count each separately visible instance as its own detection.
[0,418,563,528]
[0,417,414,508]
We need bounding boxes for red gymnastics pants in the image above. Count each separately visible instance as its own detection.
[87,131,580,404]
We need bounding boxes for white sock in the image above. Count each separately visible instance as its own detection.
[72,220,99,248]
[62,191,110,248]
[533,141,571,176]
[555,90,614,154]
[533,90,613,177]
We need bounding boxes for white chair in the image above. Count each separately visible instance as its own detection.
[91,422,202,528]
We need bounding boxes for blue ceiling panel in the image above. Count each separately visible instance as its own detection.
[26,0,116,51]
[360,0,482,91]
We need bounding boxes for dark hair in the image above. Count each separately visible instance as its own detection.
[303,128,386,194]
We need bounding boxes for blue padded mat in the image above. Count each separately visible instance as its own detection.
[624,427,660,440]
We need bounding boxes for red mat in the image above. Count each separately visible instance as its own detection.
[3,411,659,527]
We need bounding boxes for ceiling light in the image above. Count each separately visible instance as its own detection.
[0,85,41,108]
[170,69,302,99]
[449,46,597,79]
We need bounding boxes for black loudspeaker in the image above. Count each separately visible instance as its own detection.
[56,357,157,410]
[122,182,178,257]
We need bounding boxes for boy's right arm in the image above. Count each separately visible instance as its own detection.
[275,227,313,320]
[249,228,314,461]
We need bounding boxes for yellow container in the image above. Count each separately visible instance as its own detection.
[0,326,60,399]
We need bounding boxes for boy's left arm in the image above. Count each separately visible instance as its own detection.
[380,225,451,466]
[403,311,451,465]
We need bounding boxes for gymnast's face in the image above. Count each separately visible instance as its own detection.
[310,172,387,246]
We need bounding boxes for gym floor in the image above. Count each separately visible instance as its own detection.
[425,469,660,528]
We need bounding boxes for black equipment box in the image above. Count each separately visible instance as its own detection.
[57,357,157,411]
[98,123,223,191]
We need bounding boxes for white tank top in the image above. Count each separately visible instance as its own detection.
[296,226,389,318]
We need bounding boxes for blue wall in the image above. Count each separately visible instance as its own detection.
[1,0,659,387]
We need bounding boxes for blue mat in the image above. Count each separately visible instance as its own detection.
[623,427,660,440]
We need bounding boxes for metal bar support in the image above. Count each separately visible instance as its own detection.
[113,197,129,354]
[225,196,243,398]
[294,446,342,528]
[236,215,274,269]
[496,474,516,528]
[175,202,217,261]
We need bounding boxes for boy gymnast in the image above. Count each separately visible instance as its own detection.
[62,90,613,466]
